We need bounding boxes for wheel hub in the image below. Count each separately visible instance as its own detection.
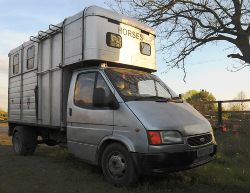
[108,153,126,178]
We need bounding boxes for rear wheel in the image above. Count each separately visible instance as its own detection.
[13,131,28,156]
[101,143,139,186]
[12,126,37,156]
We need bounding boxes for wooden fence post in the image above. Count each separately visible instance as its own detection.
[218,101,222,126]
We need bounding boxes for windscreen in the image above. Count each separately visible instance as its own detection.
[105,68,178,101]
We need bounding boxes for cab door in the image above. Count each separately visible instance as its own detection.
[67,70,114,163]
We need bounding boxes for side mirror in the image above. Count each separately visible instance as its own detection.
[93,88,105,108]
[179,94,182,99]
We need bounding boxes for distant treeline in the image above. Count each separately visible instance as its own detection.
[0,108,8,120]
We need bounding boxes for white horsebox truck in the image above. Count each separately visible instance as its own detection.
[8,5,217,186]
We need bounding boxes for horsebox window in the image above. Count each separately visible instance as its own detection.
[106,32,122,48]
[140,42,151,56]
[27,46,35,69]
[13,54,19,74]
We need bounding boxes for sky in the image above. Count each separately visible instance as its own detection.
[0,0,249,111]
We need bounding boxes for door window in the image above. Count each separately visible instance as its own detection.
[96,73,112,107]
[74,73,96,109]
[74,72,112,109]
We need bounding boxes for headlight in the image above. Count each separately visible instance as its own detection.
[147,131,184,145]
[160,131,184,144]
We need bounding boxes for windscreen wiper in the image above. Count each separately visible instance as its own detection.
[134,96,183,103]
[155,96,183,103]
[168,97,183,103]
[135,96,169,101]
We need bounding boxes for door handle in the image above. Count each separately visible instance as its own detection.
[69,108,72,116]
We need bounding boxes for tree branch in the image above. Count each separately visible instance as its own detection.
[109,0,250,75]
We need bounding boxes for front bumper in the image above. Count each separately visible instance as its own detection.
[131,144,217,175]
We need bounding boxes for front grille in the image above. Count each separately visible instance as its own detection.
[187,133,212,146]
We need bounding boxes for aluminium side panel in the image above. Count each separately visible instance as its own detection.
[51,33,63,126]
[38,32,63,126]
[39,38,50,125]
[8,75,21,120]
[50,68,62,126]
[64,12,83,66]
[21,42,38,122]
[8,48,22,121]
[52,33,62,68]
[22,72,37,122]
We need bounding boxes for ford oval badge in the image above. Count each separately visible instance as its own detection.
[200,138,205,143]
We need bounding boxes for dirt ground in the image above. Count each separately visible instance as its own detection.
[0,123,8,133]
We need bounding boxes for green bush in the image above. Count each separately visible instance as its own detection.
[0,120,7,123]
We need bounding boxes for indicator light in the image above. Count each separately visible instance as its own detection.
[148,131,162,144]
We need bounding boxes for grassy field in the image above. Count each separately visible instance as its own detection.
[0,127,249,193]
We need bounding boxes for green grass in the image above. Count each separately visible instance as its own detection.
[0,131,250,193]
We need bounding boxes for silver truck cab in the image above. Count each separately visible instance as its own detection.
[66,66,217,185]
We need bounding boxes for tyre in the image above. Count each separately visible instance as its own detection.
[101,143,139,186]
[12,126,38,156]
[13,131,28,156]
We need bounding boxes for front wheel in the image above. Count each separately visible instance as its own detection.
[101,143,139,186]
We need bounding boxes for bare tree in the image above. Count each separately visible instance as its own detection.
[235,90,248,110]
[227,90,248,110]
[108,0,250,75]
